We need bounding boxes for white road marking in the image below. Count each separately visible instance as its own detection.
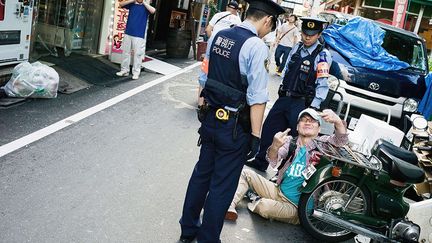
[0,62,201,158]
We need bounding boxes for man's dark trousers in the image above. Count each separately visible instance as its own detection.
[274,45,292,72]
[180,113,248,243]
[253,96,305,170]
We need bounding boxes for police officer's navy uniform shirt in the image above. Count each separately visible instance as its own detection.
[124,3,150,38]
[282,41,332,108]
[199,21,270,106]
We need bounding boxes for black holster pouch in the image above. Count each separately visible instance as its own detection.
[197,103,209,123]
[277,85,285,98]
[238,105,251,133]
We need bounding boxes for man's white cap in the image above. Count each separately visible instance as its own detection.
[298,108,322,125]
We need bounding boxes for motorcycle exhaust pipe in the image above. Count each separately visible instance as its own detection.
[312,210,397,243]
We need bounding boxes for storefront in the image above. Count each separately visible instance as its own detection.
[100,0,199,62]
[27,0,231,62]
[31,0,105,57]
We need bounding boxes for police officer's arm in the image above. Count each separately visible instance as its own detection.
[241,38,271,137]
[250,104,265,137]
[311,49,333,109]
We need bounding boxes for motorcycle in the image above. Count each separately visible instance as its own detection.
[298,138,427,242]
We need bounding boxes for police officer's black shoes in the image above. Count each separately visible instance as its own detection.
[179,235,195,243]
[245,159,268,172]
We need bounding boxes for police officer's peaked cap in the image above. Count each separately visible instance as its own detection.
[300,17,327,35]
[246,0,285,16]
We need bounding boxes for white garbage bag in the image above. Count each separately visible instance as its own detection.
[3,61,59,98]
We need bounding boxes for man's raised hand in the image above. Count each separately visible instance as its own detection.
[272,128,291,149]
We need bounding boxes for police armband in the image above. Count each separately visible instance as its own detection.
[316,61,329,78]
[201,58,209,74]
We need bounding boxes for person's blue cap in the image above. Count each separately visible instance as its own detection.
[300,17,327,35]
[246,0,286,16]
[298,108,322,125]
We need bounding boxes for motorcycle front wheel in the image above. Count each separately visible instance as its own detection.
[298,176,371,242]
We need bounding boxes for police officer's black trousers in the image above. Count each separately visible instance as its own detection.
[254,96,305,168]
[180,113,249,243]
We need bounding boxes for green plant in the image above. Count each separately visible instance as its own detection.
[207,0,218,22]
[429,57,432,72]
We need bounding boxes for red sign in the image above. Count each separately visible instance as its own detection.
[0,0,5,21]
[112,1,129,54]
[392,0,409,29]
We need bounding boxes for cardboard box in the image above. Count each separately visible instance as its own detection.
[414,181,431,195]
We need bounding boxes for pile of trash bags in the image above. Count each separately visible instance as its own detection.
[2,61,59,98]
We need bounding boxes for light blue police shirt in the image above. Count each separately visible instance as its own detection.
[198,21,270,106]
[282,41,333,109]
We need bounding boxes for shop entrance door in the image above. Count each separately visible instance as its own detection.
[33,0,104,57]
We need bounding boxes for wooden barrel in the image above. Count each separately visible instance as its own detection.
[166,28,192,58]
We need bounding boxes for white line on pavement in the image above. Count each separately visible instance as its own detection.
[0,62,202,158]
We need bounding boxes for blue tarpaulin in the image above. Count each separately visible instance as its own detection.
[419,74,432,120]
[322,17,410,71]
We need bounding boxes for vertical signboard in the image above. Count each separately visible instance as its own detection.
[110,0,129,63]
[392,0,408,29]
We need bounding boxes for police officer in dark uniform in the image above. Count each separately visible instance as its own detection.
[179,0,285,242]
[246,17,332,172]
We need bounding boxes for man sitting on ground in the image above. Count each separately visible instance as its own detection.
[225,108,348,223]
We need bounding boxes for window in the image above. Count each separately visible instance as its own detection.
[382,31,427,72]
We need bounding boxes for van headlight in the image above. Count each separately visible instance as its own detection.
[403,98,418,112]
[327,76,340,91]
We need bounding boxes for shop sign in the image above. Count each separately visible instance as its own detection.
[112,0,129,54]
[392,0,408,29]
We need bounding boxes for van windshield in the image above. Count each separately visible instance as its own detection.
[381,31,427,72]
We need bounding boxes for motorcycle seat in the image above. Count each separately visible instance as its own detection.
[373,139,418,165]
[390,156,425,184]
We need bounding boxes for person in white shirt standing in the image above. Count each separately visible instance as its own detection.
[205,1,241,38]
[274,14,300,76]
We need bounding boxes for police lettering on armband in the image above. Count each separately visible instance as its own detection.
[211,36,236,59]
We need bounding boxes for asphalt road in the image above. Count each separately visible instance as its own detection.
[0,57,351,242]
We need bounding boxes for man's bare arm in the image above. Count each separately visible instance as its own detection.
[143,0,156,14]
[249,103,265,138]
[119,0,134,7]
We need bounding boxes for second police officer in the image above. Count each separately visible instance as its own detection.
[246,17,332,172]
[179,0,285,242]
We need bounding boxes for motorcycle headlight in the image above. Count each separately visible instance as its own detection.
[403,98,418,112]
[327,76,340,91]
